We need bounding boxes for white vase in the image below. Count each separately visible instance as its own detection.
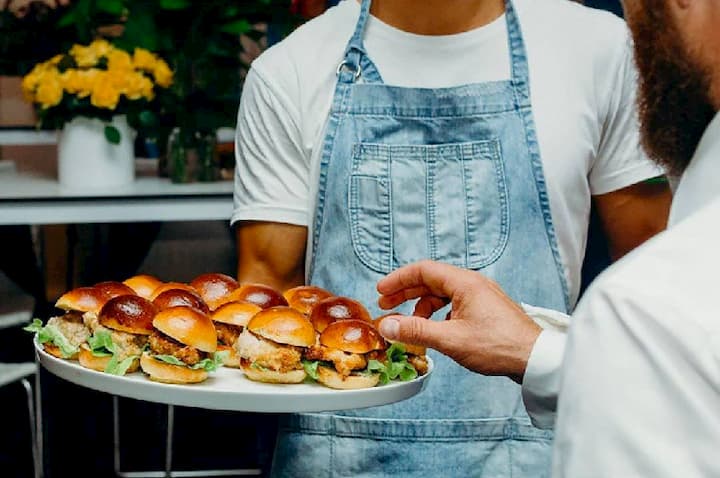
[58,115,136,189]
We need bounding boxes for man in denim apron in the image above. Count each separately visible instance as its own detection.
[233,0,671,475]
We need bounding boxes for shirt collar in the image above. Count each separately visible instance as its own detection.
[669,112,720,226]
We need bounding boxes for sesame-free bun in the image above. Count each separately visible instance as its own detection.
[320,320,385,354]
[94,281,136,300]
[190,273,239,310]
[149,282,196,301]
[55,287,104,313]
[246,307,315,347]
[374,314,427,357]
[310,296,372,333]
[211,301,261,327]
[283,286,333,315]
[99,295,156,335]
[240,359,306,384]
[123,275,163,299]
[316,365,379,390]
[140,352,207,384]
[223,284,288,310]
[43,343,79,360]
[153,289,209,314]
[152,306,217,353]
[78,345,140,373]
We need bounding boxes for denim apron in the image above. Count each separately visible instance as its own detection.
[272,1,569,476]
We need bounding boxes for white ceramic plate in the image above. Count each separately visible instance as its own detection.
[35,339,433,413]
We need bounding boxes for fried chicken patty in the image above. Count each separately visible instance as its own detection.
[215,322,242,347]
[305,345,367,377]
[408,354,429,376]
[234,328,303,373]
[148,331,206,366]
[82,311,147,359]
[47,312,90,348]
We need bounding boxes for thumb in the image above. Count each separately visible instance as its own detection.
[378,315,447,350]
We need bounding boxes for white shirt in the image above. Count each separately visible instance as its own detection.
[522,112,720,476]
[232,0,660,307]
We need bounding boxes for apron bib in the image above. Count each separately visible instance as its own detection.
[273,1,569,476]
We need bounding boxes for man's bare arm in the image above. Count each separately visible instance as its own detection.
[594,180,672,261]
[236,221,308,291]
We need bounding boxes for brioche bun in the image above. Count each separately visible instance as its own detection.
[190,273,239,310]
[316,365,379,390]
[309,296,372,332]
[140,352,208,384]
[320,319,385,354]
[78,345,140,373]
[153,288,209,314]
[374,314,427,357]
[247,307,315,347]
[123,275,163,300]
[99,295,156,335]
[283,286,333,315]
[94,281,136,300]
[149,282,196,301]
[223,284,288,310]
[55,287,104,313]
[152,306,217,353]
[240,359,306,384]
[43,343,78,360]
[210,301,261,327]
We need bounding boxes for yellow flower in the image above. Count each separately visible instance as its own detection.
[88,39,112,58]
[133,48,157,72]
[49,54,64,66]
[35,69,64,109]
[21,64,46,101]
[107,49,133,72]
[90,73,121,110]
[70,44,99,68]
[123,72,155,101]
[152,61,173,88]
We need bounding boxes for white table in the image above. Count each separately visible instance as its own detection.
[0,163,234,225]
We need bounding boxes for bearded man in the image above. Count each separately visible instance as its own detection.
[374,0,720,475]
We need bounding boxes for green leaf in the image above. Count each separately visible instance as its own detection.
[87,330,116,356]
[56,10,77,29]
[364,344,418,384]
[219,19,252,35]
[159,0,191,10]
[96,0,125,16]
[105,355,137,376]
[138,110,158,128]
[104,125,121,144]
[153,354,185,366]
[23,319,44,333]
[399,365,418,382]
[190,351,227,372]
[302,360,320,381]
[250,361,270,372]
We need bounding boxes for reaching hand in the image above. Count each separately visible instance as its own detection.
[376,260,541,383]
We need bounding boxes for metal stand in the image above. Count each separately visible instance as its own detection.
[113,396,262,478]
[20,378,41,478]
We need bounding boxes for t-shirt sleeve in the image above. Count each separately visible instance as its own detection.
[588,29,663,196]
[232,67,309,227]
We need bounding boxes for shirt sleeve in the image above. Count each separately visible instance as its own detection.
[588,29,663,195]
[520,304,570,430]
[232,67,310,227]
[553,282,720,477]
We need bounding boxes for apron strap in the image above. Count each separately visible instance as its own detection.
[505,0,531,107]
[338,0,383,84]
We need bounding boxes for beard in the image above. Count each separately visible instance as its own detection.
[629,2,716,177]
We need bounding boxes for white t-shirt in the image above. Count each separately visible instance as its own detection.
[232,0,661,307]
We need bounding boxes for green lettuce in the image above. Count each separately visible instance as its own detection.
[365,343,418,385]
[105,355,138,376]
[152,351,227,372]
[87,330,115,357]
[302,360,320,380]
[23,319,78,359]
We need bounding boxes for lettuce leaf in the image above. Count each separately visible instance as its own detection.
[24,319,78,359]
[250,361,270,372]
[105,355,138,376]
[365,344,417,384]
[87,330,115,357]
[302,360,320,380]
[152,351,227,372]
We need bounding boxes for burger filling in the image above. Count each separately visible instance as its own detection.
[84,313,147,359]
[24,312,90,358]
[304,344,367,377]
[215,322,242,347]
[235,328,303,373]
[147,331,224,372]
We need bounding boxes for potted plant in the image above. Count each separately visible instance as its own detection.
[115,0,295,183]
[21,38,173,188]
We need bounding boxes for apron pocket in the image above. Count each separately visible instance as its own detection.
[349,140,509,273]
